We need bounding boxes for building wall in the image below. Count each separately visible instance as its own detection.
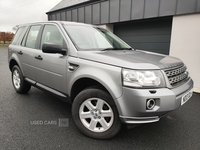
[98,24,113,32]
[170,13,200,93]
[48,0,200,24]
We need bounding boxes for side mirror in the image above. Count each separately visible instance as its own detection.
[42,42,66,55]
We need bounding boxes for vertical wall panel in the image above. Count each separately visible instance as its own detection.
[197,0,200,12]
[131,0,145,20]
[72,9,78,22]
[78,7,85,23]
[120,0,131,22]
[101,1,109,24]
[159,0,177,16]
[61,12,66,21]
[48,15,51,21]
[56,13,61,20]
[52,14,56,20]
[176,0,197,14]
[67,11,72,21]
[110,0,120,23]
[85,5,92,24]
[144,0,160,18]
[93,3,100,24]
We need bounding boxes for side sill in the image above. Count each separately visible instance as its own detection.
[25,78,36,85]
[24,77,71,103]
[36,83,67,98]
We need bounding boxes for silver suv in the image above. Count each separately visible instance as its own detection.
[8,21,193,139]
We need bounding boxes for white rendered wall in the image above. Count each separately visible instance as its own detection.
[170,14,200,93]
[98,24,113,32]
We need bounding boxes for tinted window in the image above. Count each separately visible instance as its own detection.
[40,25,67,49]
[11,27,25,45]
[25,26,41,49]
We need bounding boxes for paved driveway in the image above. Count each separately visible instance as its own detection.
[0,46,200,150]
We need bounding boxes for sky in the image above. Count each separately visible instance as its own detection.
[0,0,61,32]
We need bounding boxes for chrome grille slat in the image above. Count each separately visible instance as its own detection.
[165,64,188,86]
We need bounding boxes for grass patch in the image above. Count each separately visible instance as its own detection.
[0,41,11,46]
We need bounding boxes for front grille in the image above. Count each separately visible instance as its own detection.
[165,65,189,86]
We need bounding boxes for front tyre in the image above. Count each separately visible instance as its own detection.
[12,65,31,94]
[72,88,121,139]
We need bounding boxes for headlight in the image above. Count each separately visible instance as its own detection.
[122,69,165,88]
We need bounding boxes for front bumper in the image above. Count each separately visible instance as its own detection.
[115,78,194,124]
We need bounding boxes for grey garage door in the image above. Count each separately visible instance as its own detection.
[114,17,172,55]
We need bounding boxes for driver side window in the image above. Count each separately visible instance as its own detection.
[40,25,67,49]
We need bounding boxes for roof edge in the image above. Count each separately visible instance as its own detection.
[47,0,101,14]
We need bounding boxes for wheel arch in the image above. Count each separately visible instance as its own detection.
[70,77,110,102]
[9,54,24,75]
[69,66,123,103]
[9,59,19,71]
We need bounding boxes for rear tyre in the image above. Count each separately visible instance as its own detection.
[12,65,31,94]
[72,88,121,139]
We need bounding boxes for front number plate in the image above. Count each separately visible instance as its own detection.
[181,89,193,105]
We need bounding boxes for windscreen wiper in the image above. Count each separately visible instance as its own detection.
[121,48,133,50]
[101,47,133,51]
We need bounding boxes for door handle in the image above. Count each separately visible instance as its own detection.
[17,51,23,55]
[35,55,43,60]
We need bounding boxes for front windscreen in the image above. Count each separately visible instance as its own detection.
[63,24,132,51]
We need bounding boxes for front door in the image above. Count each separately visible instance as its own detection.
[34,24,67,93]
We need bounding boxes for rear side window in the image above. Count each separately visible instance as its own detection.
[11,27,25,45]
[24,25,41,49]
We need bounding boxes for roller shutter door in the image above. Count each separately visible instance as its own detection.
[114,17,172,55]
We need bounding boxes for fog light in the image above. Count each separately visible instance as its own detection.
[146,99,156,110]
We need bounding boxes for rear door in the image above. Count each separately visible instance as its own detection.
[19,25,42,81]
